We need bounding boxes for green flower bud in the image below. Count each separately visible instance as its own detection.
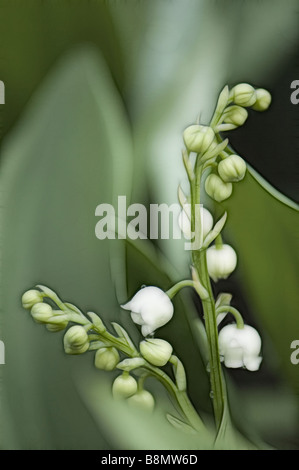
[94,347,120,371]
[127,390,155,412]
[218,155,246,182]
[140,338,173,367]
[46,321,68,333]
[205,174,232,202]
[223,105,248,128]
[63,325,89,355]
[183,125,215,154]
[46,313,69,332]
[30,302,53,324]
[112,373,138,399]
[230,83,256,107]
[252,88,271,111]
[22,289,44,309]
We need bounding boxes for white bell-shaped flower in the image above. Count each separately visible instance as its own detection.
[178,205,213,240]
[121,286,174,337]
[218,323,262,371]
[206,244,237,282]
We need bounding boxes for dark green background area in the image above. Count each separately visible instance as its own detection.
[0,0,298,450]
[0,1,298,201]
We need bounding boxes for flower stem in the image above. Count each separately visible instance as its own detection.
[166,280,196,299]
[192,249,225,430]
[216,305,244,329]
[144,362,206,433]
[91,319,207,431]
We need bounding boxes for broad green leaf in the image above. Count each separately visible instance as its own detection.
[166,414,197,435]
[221,170,299,397]
[0,46,132,449]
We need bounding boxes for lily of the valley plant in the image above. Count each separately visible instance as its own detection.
[22,83,269,443]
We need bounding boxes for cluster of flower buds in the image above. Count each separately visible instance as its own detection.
[22,289,69,332]
[223,83,271,130]
[22,284,181,413]
[230,83,271,112]
[183,83,271,204]
[112,372,155,412]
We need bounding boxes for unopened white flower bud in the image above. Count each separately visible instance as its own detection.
[121,287,174,337]
[218,323,262,371]
[178,205,213,240]
[183,125,215,154]
[218,155,246,182]
[252,88,271,111]
[30,302,53,324]
[22,289,44,309]
[230,83,256,107]
[112,373,138,399]
[206,244,237,282]
[127,390,155,412]
[223,105,248,128]
[205,174,232,202]
[63,325,89,355]
[94,347,120,371]
[140,338,173,366]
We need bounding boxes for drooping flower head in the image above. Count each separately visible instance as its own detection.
[121,286,174,337]
[218,323,262,371]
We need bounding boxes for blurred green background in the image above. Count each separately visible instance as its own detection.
[0,0,298,450]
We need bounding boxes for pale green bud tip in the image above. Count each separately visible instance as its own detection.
[183,125,215,154]
[205,174,232,202]
[223,106,248,126]
[206,244,237,282]
[30,302,53,324]
[218,155,246,182]
[22,289,43,309]
[94,347,120,371]
[127,390,155,412]
[252,88,271,111]
[140,338,173,367]
[112,373,138,399]
[46,321,68,333]
[231,83,256,107]
[63,325,89,355]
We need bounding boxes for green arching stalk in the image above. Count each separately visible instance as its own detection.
[166,280,196,299]
[98,328,206,432]
[143,362,206,433]
[44,292,208,433]
[216,305,244,329]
